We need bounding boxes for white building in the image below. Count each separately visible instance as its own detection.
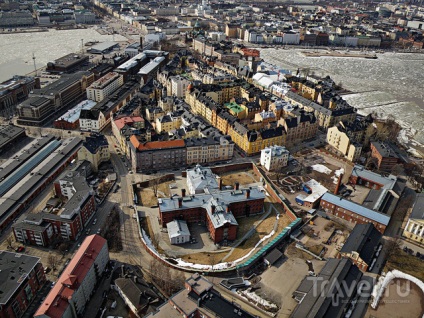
[260,145,289,171]
[170,75,191,98]
[35,235,109,318]
[167,220,191,245]
[86,72,123,102]
[186,164,219,194]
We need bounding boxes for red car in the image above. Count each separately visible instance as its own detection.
[15,246,25,253]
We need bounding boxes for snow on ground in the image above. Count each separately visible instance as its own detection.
[332,168,345,184]
[311,164,332,175]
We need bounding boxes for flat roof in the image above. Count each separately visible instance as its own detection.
[90,41,118,52]
[56,100,97,123]
[410,193,424,220]
[138,56,165,75]
[0,251,41,306]
[0,125,25,148]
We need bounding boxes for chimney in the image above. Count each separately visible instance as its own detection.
[245,189,251,199]
[178,197,183,208]
[234,182,239,190]
[217,176,222,190]
[181,189,186,197]
[211,205,216,214]
[139,36,143,51]
[334,173,343,195]
[226,205,230,213]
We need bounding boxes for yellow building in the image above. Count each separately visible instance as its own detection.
[228,122,285,156]
[225,101,247,119]
[403,194,424,245]
[327,124,363,162]
[77,134,110,172]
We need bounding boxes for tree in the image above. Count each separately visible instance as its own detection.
[150,175,163,197]
[150,232,161,249]
[383,237,401,260]
[6,234,14,248]
[48,254,59,271]
[58,243,69,257]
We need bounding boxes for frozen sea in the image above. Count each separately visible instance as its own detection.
[260,48,424,155]
[0,29,126,82]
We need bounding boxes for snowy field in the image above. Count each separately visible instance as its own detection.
[260,48,424,154]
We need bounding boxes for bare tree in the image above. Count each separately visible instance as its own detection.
[48,254,59,271]
[6,234,14,248]
[150,232,161,249]
[383,237,401,260]
[58,243,69,257]
[150,175,162,197]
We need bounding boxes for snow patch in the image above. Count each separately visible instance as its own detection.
[311,164,332,175]
[238,289,279,312]
[332,168,345,184]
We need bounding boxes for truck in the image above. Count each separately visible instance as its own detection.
[295,195,305,206]
[302,184,312,194]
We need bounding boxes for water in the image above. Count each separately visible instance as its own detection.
[260,48,424,154]
[0,28,127,81]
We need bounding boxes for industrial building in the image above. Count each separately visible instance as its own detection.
[46,53,90,74]
[0,136,82,232]
[53,99,97,130]
[88,41,119,54]
[0,75,38,118]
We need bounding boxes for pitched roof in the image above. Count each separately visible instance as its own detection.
[35,235,107,318]
[130,136,185,151]
[321,193,390,226]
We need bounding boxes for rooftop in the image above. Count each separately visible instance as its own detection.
[130,136,185,152]
[0,251,41,306]
[167,220,190,239]
[225,102,244,114]
[55,100,97,123]
[410,193,424,220]
[88,72,121,89]
[35,235,107,318]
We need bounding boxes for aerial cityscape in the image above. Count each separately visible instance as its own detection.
[0,0,423,318]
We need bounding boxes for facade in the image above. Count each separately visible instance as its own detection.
[327,125,362,162]
[14,169,96,246]
[53,100,97,130]
[260,145,289,172]
[35,235,109,318]
[170,75,191,98]
[320,192,390,234]
[403,193,424,244]
[0,251,47,318]
[17,72,94,126]
[129,137,186,172]
[79,81,139,132]
[338,223,382,272]
[86,72,124,102]
[370,141,402,171]
[167,220,191,245]
[147,273,256,318]
[185,135,234,166]
[77,134,110,172]
[159,186,265,244]
[0,76,38,118]
[0,137,82,232]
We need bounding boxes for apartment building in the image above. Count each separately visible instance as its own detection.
[228,123,285,156]
[280,108,318,146]
[260,145,289,172]
[35,235,109,318]
[185,135,234,166]
[327,125,362,162]
[13,170,96,246]
[86,72,123,102]
[129,137,186,172]
[0,252,47,318]
[370,141,403,171]
[169,75,191,98]
[77,134,110,172]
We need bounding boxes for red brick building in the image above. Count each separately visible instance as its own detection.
[320,193,390,234]
[370,141,401,171]
[0,251,47,318]
[159,187,265,244]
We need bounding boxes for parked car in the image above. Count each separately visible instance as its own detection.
[15,246,25,253]
[92,218,97,225]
